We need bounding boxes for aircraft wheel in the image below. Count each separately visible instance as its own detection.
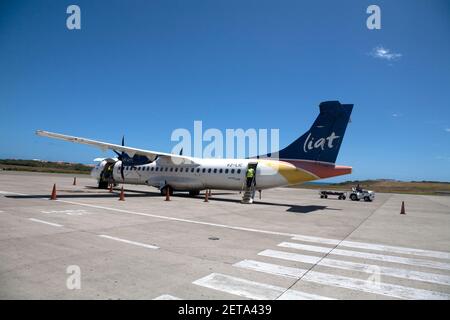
[350,194,358,201]
[364,196,372,202]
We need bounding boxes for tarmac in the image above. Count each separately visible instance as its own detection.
[0,171,449,300]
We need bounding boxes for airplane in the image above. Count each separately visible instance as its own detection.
[36,100,353,202]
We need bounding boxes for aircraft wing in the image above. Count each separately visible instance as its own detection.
[36,130,197,165]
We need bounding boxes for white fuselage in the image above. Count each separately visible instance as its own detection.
[91,158,288,191]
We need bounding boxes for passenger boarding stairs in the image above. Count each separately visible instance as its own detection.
[241,177,256,204]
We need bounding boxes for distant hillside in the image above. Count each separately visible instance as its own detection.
[297,179,450,195]
[0,159,92,174]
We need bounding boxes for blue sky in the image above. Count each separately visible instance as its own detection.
[1,0,449,182]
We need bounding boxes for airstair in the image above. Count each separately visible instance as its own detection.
[241,162,258,204]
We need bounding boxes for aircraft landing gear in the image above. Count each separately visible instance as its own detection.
[189,190,200,196]
[160,185,174,196]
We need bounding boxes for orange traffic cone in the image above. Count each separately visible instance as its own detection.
[73,177,76,185]
[118,186,125,201]
[50,184,57,200]
[400,201,406,215]
[204,190,209,202]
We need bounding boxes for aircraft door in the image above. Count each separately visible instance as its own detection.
[245,162,258,189]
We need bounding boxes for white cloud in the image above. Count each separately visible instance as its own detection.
[370,46,402,61]
[445,128,450,132]
[392,113,403,118]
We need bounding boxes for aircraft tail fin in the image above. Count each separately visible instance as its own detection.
[276,101,353,164]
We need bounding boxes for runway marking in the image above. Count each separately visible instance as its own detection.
[29,218,62,227]
[302,271,450,300]
[193,273,332,300]
[291,234,340,246]
[258,249,323,264]
[277,290,335,300]
[291,236,450,260]
[234,259,308,279]
[235,256,450,299]
[153,294,181,300]
[254,251,450,286]
[41,209,89,216]
[55,199,304,238]
[278,242,450,271]
[98,235,159,250]
[0,191,27,196]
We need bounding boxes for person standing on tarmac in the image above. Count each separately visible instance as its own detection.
[246,167,255,188]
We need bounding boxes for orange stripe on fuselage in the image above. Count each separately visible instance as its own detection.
[282,160,352,179]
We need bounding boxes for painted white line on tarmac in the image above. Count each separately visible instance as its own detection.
[258,249,322,265]
[258,250,450,286]
[153,294,181,300]
[291,236,450,260]
[339,240,450,260]
[277,289,335,300]
[193,273,332,300]
[234,260,308,279]
[29,218,62,227]
[55,199,304,238]
[193,272,284,300]
[291,234,340,246]
[98,235,159,250]
[302,271,450,300]
[0,191,27,196]
[319,257,450,287]
[278,242,450,271]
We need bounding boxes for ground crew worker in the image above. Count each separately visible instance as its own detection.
[246,167,255,188]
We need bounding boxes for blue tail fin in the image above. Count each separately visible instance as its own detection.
[276,101,353,164]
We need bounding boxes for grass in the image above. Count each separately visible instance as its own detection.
[0,159,92,175]
[296,179,450,195]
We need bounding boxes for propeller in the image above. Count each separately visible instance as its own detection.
[113,136,154,181]
[113,136,126,181]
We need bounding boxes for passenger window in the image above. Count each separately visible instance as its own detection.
[191,168,195,173]
[208,168,211,173]
[196,168,200,173]
[164,167,168,172]
[219,169,223,173]
[237,169,241,174]
[225,169,229,174]
[179,168,183,172]
[231,169,235,174]
[202,168,206,173]
[213,169,217,173]
[151,167,154,171]
[170,168,173,172]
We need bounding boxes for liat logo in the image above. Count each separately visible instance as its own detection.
[303,132,340,153]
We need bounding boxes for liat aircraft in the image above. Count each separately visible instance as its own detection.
[36,101,353,203]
